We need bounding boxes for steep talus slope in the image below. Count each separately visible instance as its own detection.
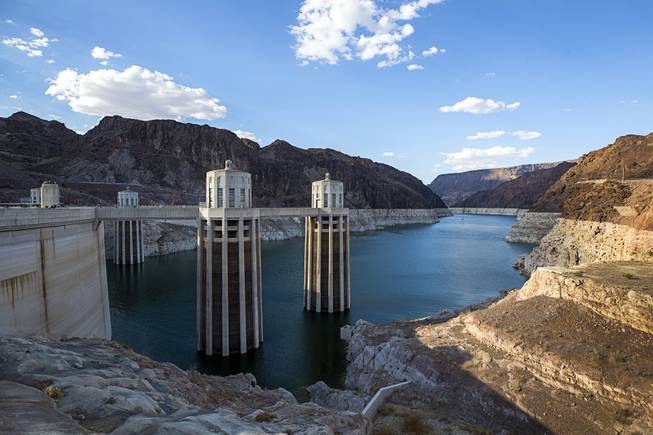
[430,162,566,206]
[0,112,444,208]
[533,132,653,212]
[457,161,575,208]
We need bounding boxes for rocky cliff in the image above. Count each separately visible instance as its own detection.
[429,162,566,206]
[533,132,653,212]
[456,162,575,208]
[0,112,444,209]
[0,336,368,433]
[516,179,653,275]
[505,211,560,244]
[343,260,653,433]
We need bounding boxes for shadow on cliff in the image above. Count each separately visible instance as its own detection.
[354,318,552,434]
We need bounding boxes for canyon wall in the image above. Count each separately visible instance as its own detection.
[0,221,111,339]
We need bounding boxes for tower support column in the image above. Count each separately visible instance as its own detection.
[197,208,262,356]
[303,210,350,312]
[113,220,144,265]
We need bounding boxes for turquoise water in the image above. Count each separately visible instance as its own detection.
[107,214,532,396]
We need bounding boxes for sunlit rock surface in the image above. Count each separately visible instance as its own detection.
[0,336,369,434]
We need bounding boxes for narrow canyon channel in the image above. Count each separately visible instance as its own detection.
[108,214,532,398]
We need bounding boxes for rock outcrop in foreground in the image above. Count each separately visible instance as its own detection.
[344,261,653,433]
[0,336,368,434]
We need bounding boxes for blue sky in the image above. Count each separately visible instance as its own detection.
[1,0,651,183]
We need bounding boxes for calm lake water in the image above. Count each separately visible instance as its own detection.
[108,214,532,397]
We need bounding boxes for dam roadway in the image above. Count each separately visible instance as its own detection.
[0,206,356,230]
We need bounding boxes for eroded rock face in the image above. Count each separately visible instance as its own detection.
[344,265,653,434]
[519,262,653,335]
[518,218,653,275]
[306,381,368,413]
[0,336,369,434]
[505,211,560,244]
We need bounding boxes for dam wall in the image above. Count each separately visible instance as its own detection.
[0,221,111,339]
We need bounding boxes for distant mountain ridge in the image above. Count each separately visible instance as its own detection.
[429,162,569,206]
[457,162,576,208]
[0,112,445,209]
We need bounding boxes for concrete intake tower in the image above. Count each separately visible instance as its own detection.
[113,187,144,265]
[197,160,262,356]
[304,173,351,312]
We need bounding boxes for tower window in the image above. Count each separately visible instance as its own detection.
[229,188,235,207]
[240,188,245,206]
[217,188,223,207]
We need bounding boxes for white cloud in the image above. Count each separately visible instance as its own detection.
[2,26,53,57]
[439,97,520,114]
[406,63,423,71]
[290,0,443,68]
[91,46,122,61]
[234,129,260,143]
[5,19,14,24]
[422,46,444,56]
[30,27,44,37]
[382,151,405,158]
[8,95,19,99]
[2,37,43,56]
[467,130,542,141]
[440,145,535,171]
[467,130,506,140]
[46,59,55,64]
[512,130,541,140]
[45,65,227,121]
[48,114,62,121]
[100,60,108,66]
